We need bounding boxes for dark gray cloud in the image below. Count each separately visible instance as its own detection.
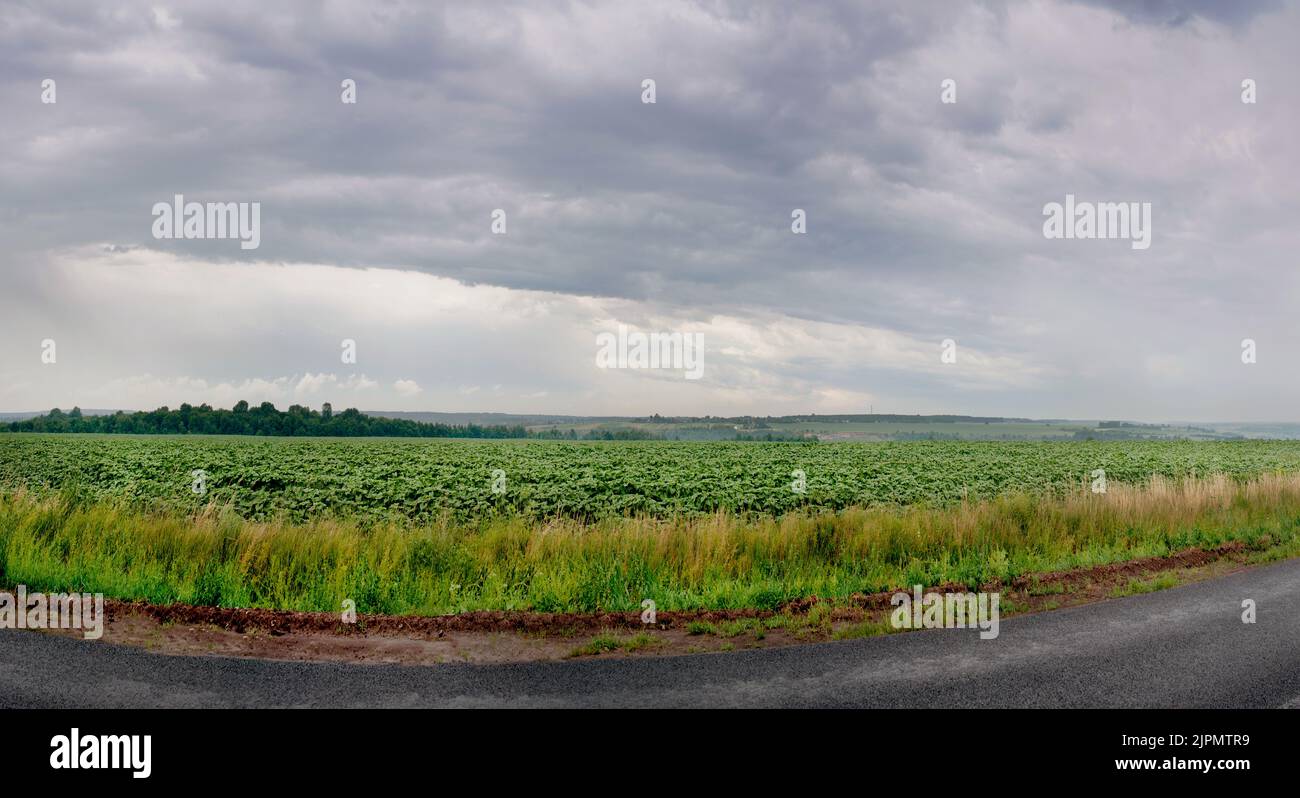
[2,0,1299,418]
[1071,0,1283,27]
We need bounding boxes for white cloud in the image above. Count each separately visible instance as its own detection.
[0,247,1051,415]
[393,379,423,397]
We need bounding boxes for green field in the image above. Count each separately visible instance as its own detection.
[3,434,1300,524]
[5,433,1300,616]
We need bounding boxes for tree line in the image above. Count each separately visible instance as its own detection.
[7,402,541,438]
[4,404,825,441]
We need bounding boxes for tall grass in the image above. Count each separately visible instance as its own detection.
[2,474,1298,615]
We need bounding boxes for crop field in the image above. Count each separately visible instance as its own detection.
[6,433,1300,614]
[4,433,1300,524]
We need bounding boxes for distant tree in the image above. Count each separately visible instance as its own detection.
[7,402,676,441]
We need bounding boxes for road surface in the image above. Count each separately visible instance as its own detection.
[3,558,1299,708]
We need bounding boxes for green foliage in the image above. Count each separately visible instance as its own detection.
[7,404,534,438]
[1110,573,1181,598]
[5,436,1300,525]
[6,435,1300,616]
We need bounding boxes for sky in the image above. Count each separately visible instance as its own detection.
[2,0,1298,420]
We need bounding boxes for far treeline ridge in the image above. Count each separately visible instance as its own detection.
[3,402,646,439]
[4,403,817,440]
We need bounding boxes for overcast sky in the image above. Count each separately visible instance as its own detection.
[2,0,1298,419]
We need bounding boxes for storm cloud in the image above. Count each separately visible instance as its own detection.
[2,0,1298,419]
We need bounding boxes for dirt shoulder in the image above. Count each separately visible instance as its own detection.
[24,541,1287,665]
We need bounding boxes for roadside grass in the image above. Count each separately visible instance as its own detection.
[1025,580,1068,596]
[1110,573,1181,598]
[786,603,835,639]
[683,612,843,642]
[832,618,893,641]
[1246,533,1300,564]
[999,598,1027,614]
[2,472,1300,616]
[720,619,761,637]
[568,632,622,657]
[568,630,662,657]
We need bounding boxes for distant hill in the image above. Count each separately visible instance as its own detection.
[366,411,1033,425]
[0,409,119,422]
[3,405,665,441]
[365,411,611,426]
[5,407,1295,441]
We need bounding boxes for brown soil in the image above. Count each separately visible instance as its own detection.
[24,541,1277,665]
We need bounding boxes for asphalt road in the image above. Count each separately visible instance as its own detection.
[3,558,1299,708]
